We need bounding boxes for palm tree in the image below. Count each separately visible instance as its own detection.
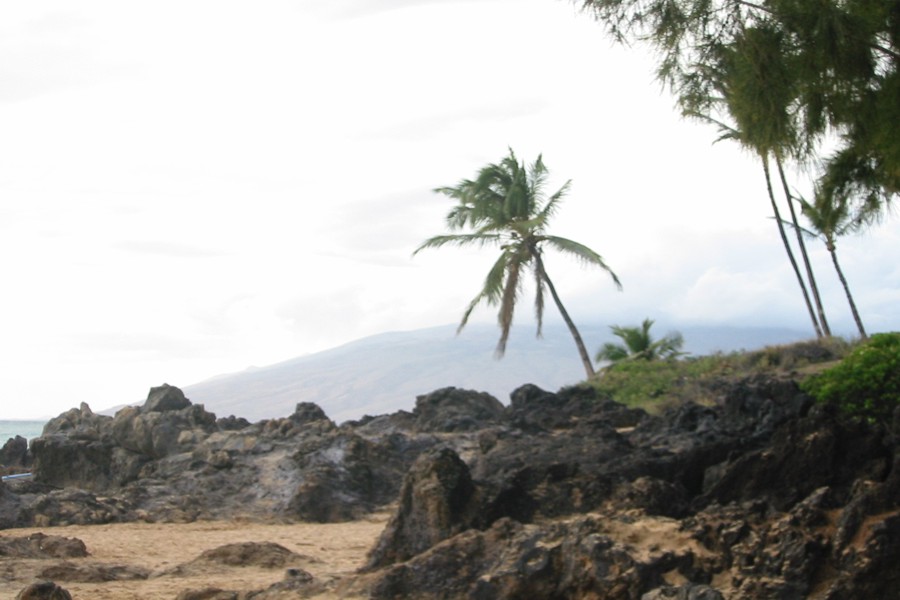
[595,318,684,364]
[796,193,869,340]
[414,149,621,378]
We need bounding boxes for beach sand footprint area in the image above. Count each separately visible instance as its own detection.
[0,516,389,599]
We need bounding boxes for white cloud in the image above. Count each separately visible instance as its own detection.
[0,0,896,419]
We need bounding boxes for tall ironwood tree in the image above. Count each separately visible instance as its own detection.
[574,0,898,334]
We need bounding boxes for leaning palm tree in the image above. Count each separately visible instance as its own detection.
[414,148,621,378]
[595,318,684,364]
[795,192,869,339]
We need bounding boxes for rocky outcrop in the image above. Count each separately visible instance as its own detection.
[5,374,900,598]
[411,387,505,432]
[366,448,480,569]
[363,514,709,600]
[354,377,900,599]
[0,435,31,472]
[16,384,489,526]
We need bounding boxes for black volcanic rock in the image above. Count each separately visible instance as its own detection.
[21,385,446,526]
[143,384,191,412]
[0,479,23,528]
[0,533,88,559]
[699,408,891,510]
[6,372,900,599]
[0,435,31,470]
[365,514,703,600]
[355,376,900,599]
[412,387,504,432]
[366,447,479,569]
[15,581,73,600]
[507,383,645,431]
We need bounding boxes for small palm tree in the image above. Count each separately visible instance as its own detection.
[596,318,684,364]
[796,192,869,339]
[414,148,621,378]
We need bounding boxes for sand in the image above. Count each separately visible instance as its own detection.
[0,513,390,599]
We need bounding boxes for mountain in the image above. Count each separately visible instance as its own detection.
[179,322,811,424]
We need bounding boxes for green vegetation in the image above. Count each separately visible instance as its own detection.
[415,148,621,378]
[589,355,735,413]
[588,337,852,414]
[801,333,900,424]
[574,0,898,339]
[595,318,684,364]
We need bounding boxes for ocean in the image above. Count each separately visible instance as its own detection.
[0,420,47,443]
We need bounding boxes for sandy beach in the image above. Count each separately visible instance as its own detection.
[0,514,390,599]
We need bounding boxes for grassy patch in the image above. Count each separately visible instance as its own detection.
[586,337,855,414]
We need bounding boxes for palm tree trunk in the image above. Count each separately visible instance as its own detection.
[535,255,595,378]
[761,155,823,338]
[828,244,868,340]
[775,155,832,336]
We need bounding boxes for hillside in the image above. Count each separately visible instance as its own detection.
[178,323,809,423]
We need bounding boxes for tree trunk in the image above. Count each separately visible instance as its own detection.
[761,155,823,338]
[775,155,832,336]
[535,255,595,378]
[828,242,868,340]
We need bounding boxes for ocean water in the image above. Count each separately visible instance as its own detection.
[0,420,46,442]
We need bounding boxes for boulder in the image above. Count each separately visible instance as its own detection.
[412,387,504,432]
[366,447,479,568]
[42,403,111,440]
[110,402,217,459]
[38,562,150,582]
[288,430,415,522]
[290,402,332,426]
[0,479,24,528]
[30,435,116,492]
[15,581,72,600]
[507,383,645,431]
[194,541,309,568]
[0,533,88,558]
[143,384,191,412]
[0,435,30,470]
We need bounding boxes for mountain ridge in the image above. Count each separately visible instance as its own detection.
[163,322,811,424]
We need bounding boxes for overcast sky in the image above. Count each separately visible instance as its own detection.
[2,0,897,420]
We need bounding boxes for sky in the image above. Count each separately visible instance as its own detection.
[2,0,898,420]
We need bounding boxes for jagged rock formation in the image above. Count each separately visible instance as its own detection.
[0,435,31,473]
[2,376,899,598]
[349,379,900,599]
[11,384,445,525]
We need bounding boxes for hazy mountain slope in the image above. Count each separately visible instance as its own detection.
[180,323,810,423]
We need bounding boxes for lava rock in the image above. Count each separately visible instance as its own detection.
[366,447,478,568]
[412,387,505,432]
[15,581,73,600]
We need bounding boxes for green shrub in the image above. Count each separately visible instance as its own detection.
[739,337,852,371]
[801,332,900,424]
[589,354,737,413]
